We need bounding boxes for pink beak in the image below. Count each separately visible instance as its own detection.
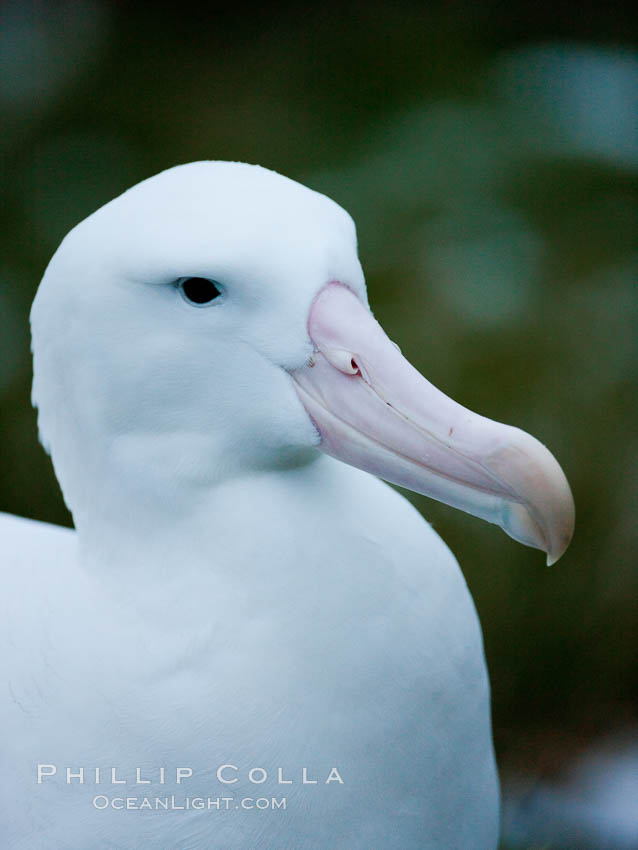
[291,283,575,564]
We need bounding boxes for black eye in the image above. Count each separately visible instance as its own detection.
[178,277,222,306]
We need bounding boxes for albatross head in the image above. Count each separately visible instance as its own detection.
[31,161,574,563]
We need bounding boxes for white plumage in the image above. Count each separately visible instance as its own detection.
[2,161,573,849]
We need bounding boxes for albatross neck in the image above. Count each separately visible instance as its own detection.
[74,447,329,572]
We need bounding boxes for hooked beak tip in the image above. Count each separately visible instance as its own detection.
[488,440,575,565]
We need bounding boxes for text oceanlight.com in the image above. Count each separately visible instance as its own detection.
[35,762,344,812]
[92,795,287,811]
[36,764,344,813]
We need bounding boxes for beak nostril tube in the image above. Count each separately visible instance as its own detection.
[323,347,361,376]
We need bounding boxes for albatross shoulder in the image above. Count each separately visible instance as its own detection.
[0,511,77,585]
[1,511,75,560]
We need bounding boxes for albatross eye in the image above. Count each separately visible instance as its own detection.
[177,277,222,306]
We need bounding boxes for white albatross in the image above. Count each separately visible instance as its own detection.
[1,161,574,849]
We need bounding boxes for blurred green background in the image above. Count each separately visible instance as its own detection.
[1,2,637,847]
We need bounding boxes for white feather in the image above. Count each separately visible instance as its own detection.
[3,162,498,849]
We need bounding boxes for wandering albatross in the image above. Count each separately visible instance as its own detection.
[1,161,574,849]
